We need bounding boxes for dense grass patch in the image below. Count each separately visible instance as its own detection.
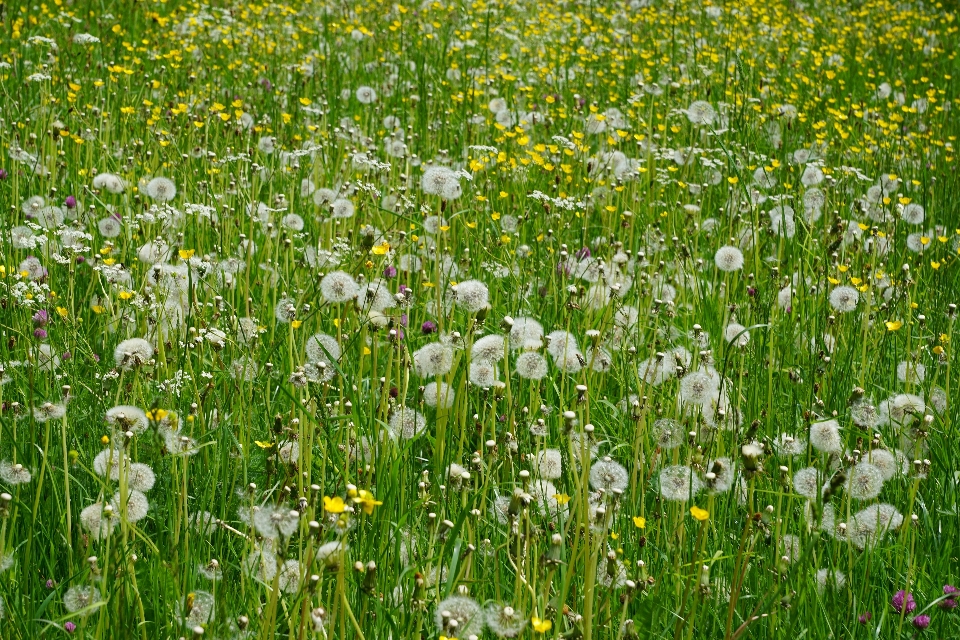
[0,0,959,638]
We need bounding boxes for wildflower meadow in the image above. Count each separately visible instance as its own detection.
[1,0,959,637]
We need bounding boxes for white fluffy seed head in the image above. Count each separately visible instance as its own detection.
[714,245,744,272]
[515,351,548,380]
[809,419,842,454]
[320,271,360,303]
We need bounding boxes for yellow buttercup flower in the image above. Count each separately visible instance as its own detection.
[690,506,709,521]
[323,496,347,514]
[531,616,552,633]
[351,489,383,515]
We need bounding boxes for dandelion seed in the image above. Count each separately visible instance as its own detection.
[888,393,925,426]
[828,286,859,313]
[413,342,454,377]
[243,547,279,581]
[896,361,925,384]
[850,399,880,428]
[388,407,427,440]
[105,405,149,434]
[277,441,300,464]
[515,351,549,380]
[659,465,703,502]
[93,448,127,479]
[815,569,846,593]
[485,604,526,638]
[92,172,125,194]
[63,586,101,615]
[780,534,801,563]
[113,338,154,370]
[847,462,884,500]
[809,419,843,454]
[714,245,744,272]
[145,177,177,202]
[535,449,563,480]
[679,370,720,405]
[704,457,735,494]
[652,419,683,450]
[277,559,303,593]
[355,86,378,104]
[792,467,822,499]
[901,203,924,225]
[773,433,806,456]
[589,457,628,493]
[306,332,342,364]
[452,279,490,313]
[435,596,484,638]
[424,381,455,409]
[0,461,32,485]
[469,361,498,387]
[127,463,156,492]
[110,490,150,522]
[509,317,544,350]
[356,279,395,313]
[330,198,355,219]
[529,480,568,517]
[320,271,360,303]
[724,322,750,346]
[685,100,716,126]
[471,334,506,364]
[80,502,117,540]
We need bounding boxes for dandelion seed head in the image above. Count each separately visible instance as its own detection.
[589,457,628,493]
[809,419,843,454]
[145,177,177,202]
[423,381,455,409]
[847,462,884,500]
[468,361,498,387]
[515,351,549,380]
[652,419,683,450]
[388,407,427,440]
[113,338,154,370]
[106,405,149,434]
[485,603,526,638]
[828,286,859,313]
[306,332,342,364]
[685,100,716,126]
[896,361,925,384]
[714,245,744,272]
[80,502,117,540]
[792,467,822,499]
[452,279,490,313]
[127,463,156,492]
[63,586,101,615]
[435,596,484,637]
[659,465,703,502]
[413,342,455,377]
[320,271,360,303]
[535,448,563,480]
[471,334,505,364]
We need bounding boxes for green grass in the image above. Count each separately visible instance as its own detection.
[0,0,959,638]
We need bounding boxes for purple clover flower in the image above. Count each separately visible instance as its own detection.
[912,615,931,630]
[941,584,959,610]
[32,310,49,327]
[892,590,917,614]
